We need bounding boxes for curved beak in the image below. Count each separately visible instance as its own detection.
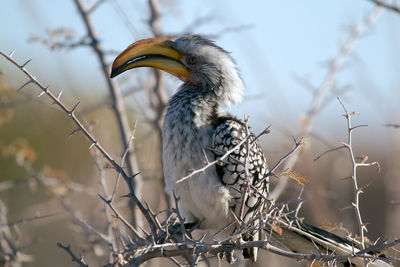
[110,37,190,80]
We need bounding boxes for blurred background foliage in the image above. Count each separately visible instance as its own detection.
[0,0,399,266]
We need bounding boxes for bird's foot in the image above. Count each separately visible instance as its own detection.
[218,243,236,264]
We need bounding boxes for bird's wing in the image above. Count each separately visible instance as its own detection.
[212,117,269,261]
[212,118,268,218]
[212,119,390,266]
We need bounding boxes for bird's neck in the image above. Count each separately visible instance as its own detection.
[166,83,224,128]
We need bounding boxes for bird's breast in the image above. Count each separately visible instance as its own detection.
[162,104,214,191]
[162,102,232,228]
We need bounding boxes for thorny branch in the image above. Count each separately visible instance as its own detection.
[119,233,400,266]
[110,120,138,202]
[57,243,88,267]
[2,213,58,227]
[270,6,383,201]
[312,97,383,259]
[313,145,347,161]
[337,97,380,250]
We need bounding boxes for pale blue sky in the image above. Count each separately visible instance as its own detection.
[1,0,399,139]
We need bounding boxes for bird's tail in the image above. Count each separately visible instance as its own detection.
[273,219,391,267]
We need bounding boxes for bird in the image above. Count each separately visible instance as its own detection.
[110,35,390,266]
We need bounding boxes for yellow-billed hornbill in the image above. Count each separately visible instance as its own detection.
[111,35,390,266]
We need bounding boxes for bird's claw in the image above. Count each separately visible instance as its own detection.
[218,243,236,264]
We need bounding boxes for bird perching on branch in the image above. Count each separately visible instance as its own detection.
[110,35,390,266]
[111,35,268,261]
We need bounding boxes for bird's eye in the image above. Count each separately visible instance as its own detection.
[187,56,198,65]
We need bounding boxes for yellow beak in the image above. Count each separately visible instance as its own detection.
[110,37,190,80]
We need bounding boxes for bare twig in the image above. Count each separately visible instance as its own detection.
[60,198,112,247]
[98,194,146,245]
[383,123,400,129]
[368,0,400,14]
[148,0,162,37]
[256,136,304,187]
[2,213,58,227]
[29,34,91,50]
[111,120,138,202]
[313,145,346,161]
[72,0,142,226]
[87,0,107,14]
[57,243,88,267]
[89,134,116,263]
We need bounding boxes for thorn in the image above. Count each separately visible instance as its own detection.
[173,191,181,202]
[351,124,368,131]
[9,49,16,58]
[89,141,97,150]
[71,101,81,114]
[68,101,81,116]
[298,137,304,145]
[57,89,63,100]
[66,128,81,139]
[17,81,31,91]
[38,90,46,97]
[131,172,141,179]
[339,205,353,211]
[53,89,63,104]
[37,86,49,97]
[21,58,32,68]
[98,193,111,204]
[340,141,350,147]
[199,232,207,242]
[263,125,272,135]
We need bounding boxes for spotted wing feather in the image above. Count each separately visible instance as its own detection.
[212,118,269,261]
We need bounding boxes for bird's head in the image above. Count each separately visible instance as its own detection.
[110,35,244,105]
